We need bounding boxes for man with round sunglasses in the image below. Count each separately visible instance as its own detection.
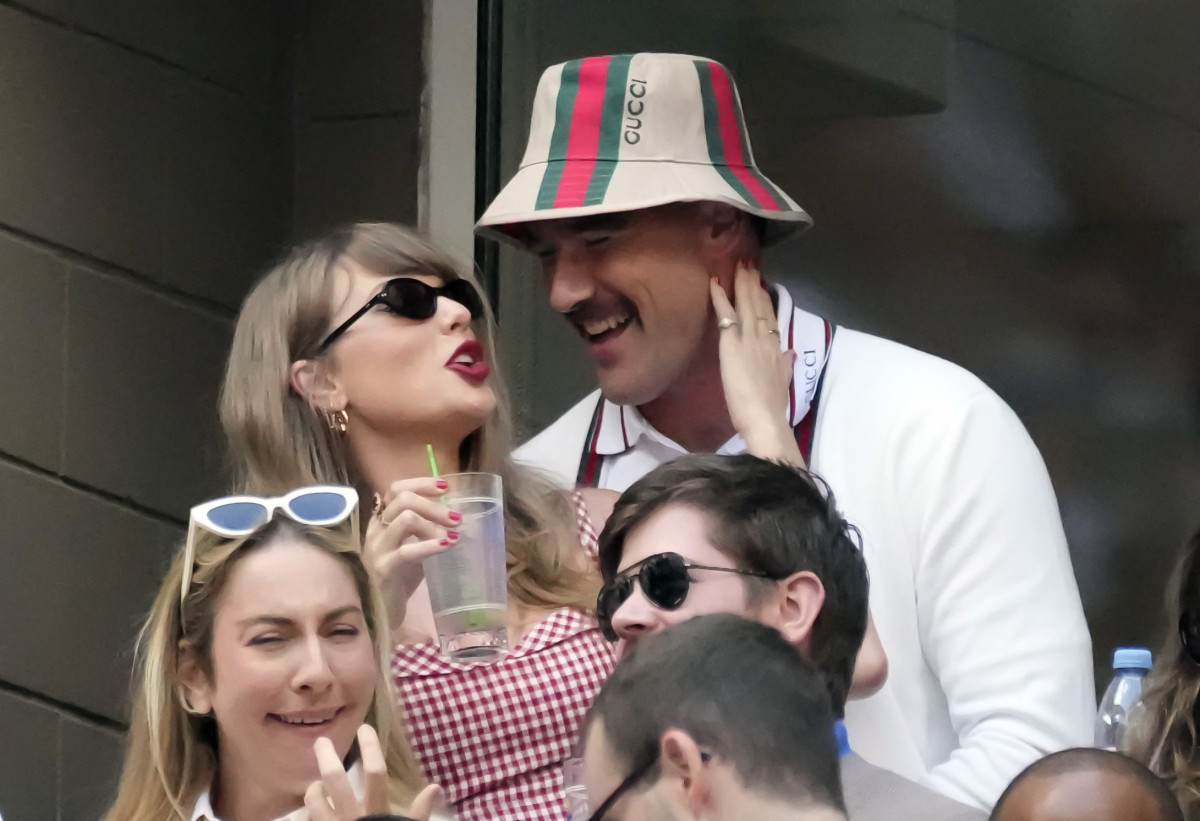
[579,613,849,821]
[477,51,1093,807]
[594,454,984,821]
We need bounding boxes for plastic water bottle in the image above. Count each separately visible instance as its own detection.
[1095,647,1152,750]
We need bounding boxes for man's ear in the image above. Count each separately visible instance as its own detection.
[289,358,347,414]
[696,201,748,288]
[696,203,746,263]
[769,571,825,651]
[659,728,713,817]
[177,647,214,716]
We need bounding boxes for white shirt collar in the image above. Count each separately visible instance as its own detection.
[591,285,833,457]
[189,762,365,821]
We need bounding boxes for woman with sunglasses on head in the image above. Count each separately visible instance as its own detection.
[1126,526,1200,820]
[102,487,443,821]
[220,223,613,821]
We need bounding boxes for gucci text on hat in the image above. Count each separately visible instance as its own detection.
[476,52,812,247]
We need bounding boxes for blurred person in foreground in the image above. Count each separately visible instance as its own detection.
[580,613,847,821]
[596,453,983,821]
[476,51,1094,807]
[990,748,1183,821]
[102,487,442,821]
[1126,526,1200,820]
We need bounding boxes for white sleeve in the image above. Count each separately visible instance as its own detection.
[901,388,1095,807]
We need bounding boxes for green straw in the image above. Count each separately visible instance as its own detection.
[427,444,448,507]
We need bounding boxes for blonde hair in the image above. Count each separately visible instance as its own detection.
[103,516,426,821]
[1125,528,1200,820]
[220,222,598,611]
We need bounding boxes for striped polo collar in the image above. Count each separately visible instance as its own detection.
[591,285,832,457]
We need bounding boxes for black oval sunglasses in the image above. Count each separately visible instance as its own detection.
[319,276,484,352]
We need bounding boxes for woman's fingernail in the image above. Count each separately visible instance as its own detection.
[439,538,450,546]
[371,493,383,517]
[436,479,449,490]
[449,511,463,523]
[447,530,459,540]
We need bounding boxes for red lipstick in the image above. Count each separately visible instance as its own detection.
[446,340,490,384]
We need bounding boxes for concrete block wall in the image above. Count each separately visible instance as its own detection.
[0,2,425,817]
[293,0,424,239]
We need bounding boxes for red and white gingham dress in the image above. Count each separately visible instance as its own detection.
[391,494,616,821]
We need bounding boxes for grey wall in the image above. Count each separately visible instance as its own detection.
[493,1,1200,692]
[0,1,423,817]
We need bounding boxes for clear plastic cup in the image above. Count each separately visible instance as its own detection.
[421,472,508,661]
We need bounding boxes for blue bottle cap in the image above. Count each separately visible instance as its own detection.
[1113,647,1152,670]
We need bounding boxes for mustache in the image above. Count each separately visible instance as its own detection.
[564,298,635,324]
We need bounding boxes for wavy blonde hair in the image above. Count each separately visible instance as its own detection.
[219,222,597,611]
[1126,527,1200,820]
[103,517,425,821]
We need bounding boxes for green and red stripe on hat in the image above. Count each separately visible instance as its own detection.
[477,52,812,248]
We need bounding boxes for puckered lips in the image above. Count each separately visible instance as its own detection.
[446,340,490,384]
[267,706,344,736]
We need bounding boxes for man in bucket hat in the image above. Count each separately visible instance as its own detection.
[476,53,1093,810]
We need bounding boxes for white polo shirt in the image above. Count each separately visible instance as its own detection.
[515,286,1094,809]
[568,287,833,490]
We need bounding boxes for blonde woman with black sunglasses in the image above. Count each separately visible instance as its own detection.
[220,224,615,821]
[103,488,442,821]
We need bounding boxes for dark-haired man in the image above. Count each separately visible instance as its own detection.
[476,51,1092,809]
[581,613,848,821]
[594,453,983,821]
[990,748,1184,821]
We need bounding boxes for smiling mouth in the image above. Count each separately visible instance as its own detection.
[577,311,633,343]
[269,708,342,727]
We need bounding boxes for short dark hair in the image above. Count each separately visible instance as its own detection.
[598,454,869,714]
[585,613,845,812]
[991,748,1184,821]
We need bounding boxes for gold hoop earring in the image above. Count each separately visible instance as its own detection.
[326,409,348,435]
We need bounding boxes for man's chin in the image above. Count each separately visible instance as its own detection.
[595,371,663,408]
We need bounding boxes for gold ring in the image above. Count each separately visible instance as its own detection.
[717,317,739,331]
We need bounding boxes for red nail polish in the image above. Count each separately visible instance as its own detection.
[449,511,463,523]
[447,530,459,540]
[439,538,450,546]
[436,480,449,490]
